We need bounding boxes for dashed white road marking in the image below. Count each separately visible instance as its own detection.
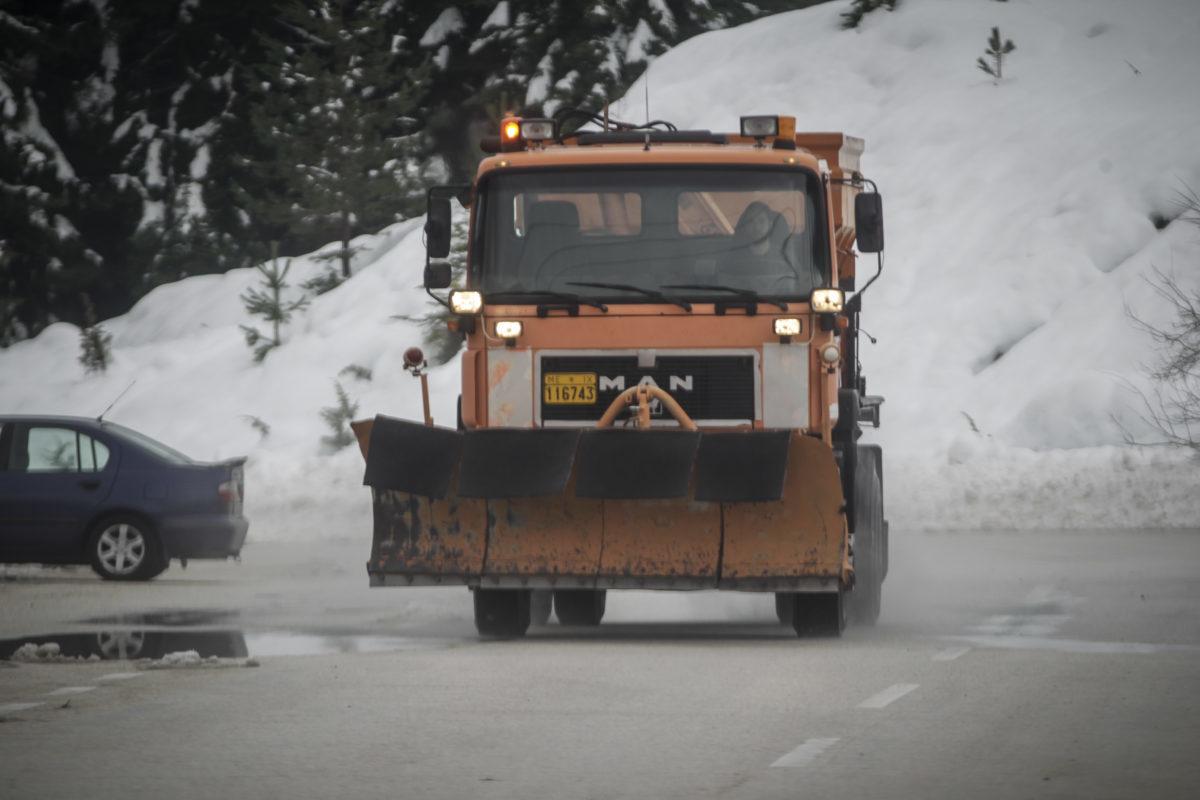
[946,634,1200,655]
[98,672,142,682]
[770,737,840,768]
[933,646,971,661]
[857,683,919,709]
[46,686,97,697]
[0,702,46,714]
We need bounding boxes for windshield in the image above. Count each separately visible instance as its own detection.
[472,167,829,301]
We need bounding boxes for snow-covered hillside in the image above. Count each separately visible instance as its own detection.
[2,0,1198,537]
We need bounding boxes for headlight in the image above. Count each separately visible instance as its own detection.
[811,289,844,313]
[773,318,801,337]
[450,290,483,314]
[495,320,522,338]
[820,343,841,364]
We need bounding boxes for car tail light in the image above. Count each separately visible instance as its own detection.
[218,479,242,504]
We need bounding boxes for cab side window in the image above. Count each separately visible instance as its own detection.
[24,427,111,473]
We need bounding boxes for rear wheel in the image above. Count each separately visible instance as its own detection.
[791,589,845,638]
[473,589,532,638]
[88,516,167,581]
[554,589,606,626]
[847,452,885,626]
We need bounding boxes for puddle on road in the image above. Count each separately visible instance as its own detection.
[2,610,456,661]
[79,609,238,627]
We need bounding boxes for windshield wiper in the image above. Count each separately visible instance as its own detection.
[660,284,788,311]
[487,289,608,313]
[566,281,692,311]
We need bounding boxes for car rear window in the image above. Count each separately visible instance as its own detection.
[101,422,194,464]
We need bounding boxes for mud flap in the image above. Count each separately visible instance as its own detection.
[694,430,791,502]
[576,429,701,499]
[362,415,461,499]
[458,428,580,498]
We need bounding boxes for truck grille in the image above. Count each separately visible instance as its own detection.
[539,352,757,425]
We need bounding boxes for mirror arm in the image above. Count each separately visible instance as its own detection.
[425,284,453,311]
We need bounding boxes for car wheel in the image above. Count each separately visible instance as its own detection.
[88,516,167,581]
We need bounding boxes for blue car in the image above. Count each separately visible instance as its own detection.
[0,415,248,580]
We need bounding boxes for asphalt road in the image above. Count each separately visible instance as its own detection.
[2,528,1199,799]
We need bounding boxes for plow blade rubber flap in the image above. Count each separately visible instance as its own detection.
[362,415,461,498]
[576,429,701,499]
[458,429,580,498]
[694,430,791,502]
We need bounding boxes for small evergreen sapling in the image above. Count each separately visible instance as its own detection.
[320,380,360,451]
[977,27,1016,81]
[841,0,898,30]
[78,293,113,374]
[240,247,309,362]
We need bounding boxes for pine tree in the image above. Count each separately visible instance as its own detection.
[239,246,309,362]
[77,293,113,374]
[841,0,898,30]
[977,27,1016,81]
[320,380,360,450]
[237,0,430,277]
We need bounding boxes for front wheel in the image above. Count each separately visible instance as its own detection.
[530,590,553,626]
[790,589,845,638]
[847,452,885,626]
[473,588,532,638]
[774,592,795,626]
[88,516,166,581]
[554,589,606,626]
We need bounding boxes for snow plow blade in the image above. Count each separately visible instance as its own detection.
[353,416,850,590]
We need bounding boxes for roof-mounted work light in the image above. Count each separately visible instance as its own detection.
[520,119,555,143]
[740,115,796,148]
[740,116,780,138]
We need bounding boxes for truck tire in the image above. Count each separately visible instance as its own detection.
[554,589,606,626]
[790,589,845,638]
[848,450,884,626]
[774,592,794,626]
[473,588,532,638]
[530,590,553,626]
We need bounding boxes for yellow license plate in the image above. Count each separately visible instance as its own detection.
[543,372,597,404]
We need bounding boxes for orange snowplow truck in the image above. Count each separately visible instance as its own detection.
[353,111,886,638]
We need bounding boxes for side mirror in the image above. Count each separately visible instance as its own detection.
[426,197,452,259]
[854,192,884,254]
[424,261,451,289]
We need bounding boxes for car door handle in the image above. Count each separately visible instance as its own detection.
[79,479,101,490]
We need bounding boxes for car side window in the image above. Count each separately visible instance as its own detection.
[24,427,110,473]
